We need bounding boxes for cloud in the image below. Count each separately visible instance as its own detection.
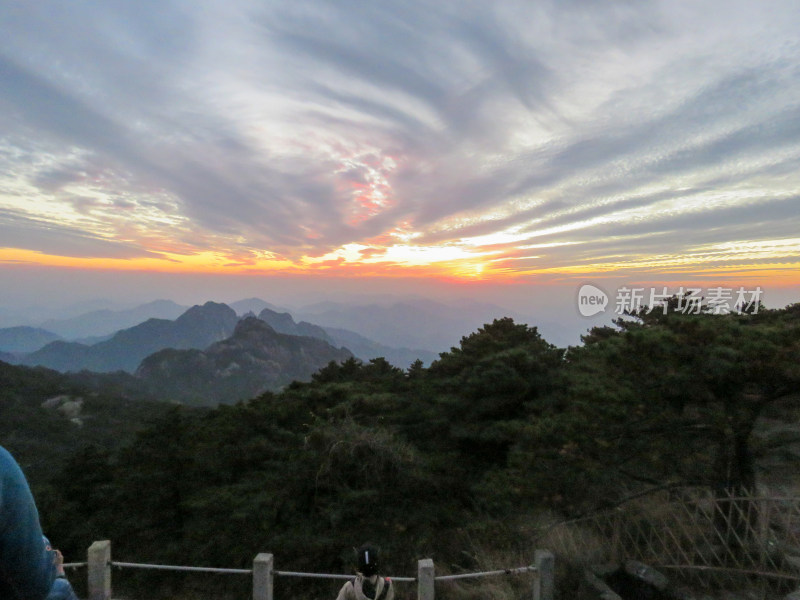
[0,0,798,277]
[0,208,165,260]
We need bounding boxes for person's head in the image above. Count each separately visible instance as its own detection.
[356,543,380,576]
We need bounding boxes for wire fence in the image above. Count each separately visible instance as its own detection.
[108,560,418,581]
[69,541,554,600]
[534,487,800,598]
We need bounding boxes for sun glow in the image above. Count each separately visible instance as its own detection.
[3,229,799,288]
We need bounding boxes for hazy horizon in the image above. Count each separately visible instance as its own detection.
[1,1,799,326]
[1,264,798,351]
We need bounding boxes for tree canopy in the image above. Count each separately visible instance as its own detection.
[4,306,799,599]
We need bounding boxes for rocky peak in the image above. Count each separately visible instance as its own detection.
[177,301,238,327]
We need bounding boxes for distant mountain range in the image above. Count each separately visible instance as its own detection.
[321,325,438,368]
[228,298,289,316]
[18,302,239,373]
[0,295,575,405]
[0,299,443,371]
[135,317,352,405]
[256,307,336,344]
[296,298,573,350]
[0,326,61,353]
[0,296,572,400]
[40,299,189,339]
[255,306,438,367]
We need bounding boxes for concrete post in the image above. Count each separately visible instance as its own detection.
[533,550,554,600]
[87,540,112,600]
[418,558,435,600]
[253,553,273,600]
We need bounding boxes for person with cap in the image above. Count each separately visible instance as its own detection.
[335,543,394,600]
[0,445,58,599]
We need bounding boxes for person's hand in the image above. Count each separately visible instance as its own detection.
[53,548,66,576]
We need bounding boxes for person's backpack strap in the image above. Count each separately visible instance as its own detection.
[376,577,392,600]
[359,574,375,599]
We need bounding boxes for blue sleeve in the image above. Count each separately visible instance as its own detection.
[46,577,80,600]
[0,446,57,600]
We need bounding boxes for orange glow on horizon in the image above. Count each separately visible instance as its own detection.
[2,245,799,291]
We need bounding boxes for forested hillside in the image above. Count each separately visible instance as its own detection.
[4,302,800,599]
[0,361,173,483]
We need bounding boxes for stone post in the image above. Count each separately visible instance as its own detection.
[253,553,273,600]
[87,540,112,600]
[533,550,554,600]
[418,558,435,600]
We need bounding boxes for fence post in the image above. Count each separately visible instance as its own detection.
[418,558,434,600]
[87,540,112,600]
[253,553,273,600]
[533,550,554,600]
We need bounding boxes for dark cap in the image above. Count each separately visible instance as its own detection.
[356,543,380,576]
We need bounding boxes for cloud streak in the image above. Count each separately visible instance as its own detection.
[0,0,798,281]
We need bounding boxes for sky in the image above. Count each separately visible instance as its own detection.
[1,0,799,325]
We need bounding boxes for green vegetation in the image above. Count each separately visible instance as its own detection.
[2,303,799,599]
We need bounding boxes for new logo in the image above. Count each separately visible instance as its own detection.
[577,284,608,317]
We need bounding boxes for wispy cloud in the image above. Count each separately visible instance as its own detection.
[0,0,798,280]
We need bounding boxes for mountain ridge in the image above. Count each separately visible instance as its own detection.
[296,299,527,350]
[20,302,238,373]
[298,298,575,349]
[135,316,353,404]
[0,326,61,353]
[4,296,563,375]
[40,299,189,339]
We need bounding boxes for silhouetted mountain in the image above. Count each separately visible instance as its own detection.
[19,341,92,372]
[135,317,352,405]
[172,302,239,345]
[0,326,61,353]
[40,300,189,339]
[71,333,115,346]
[255,307,435,367]
[298,298,577,350]
[257,308,336,344]
[21,302,239,373]
[322,326,437,368]
[229,298,287,316]
[296,299,522,351]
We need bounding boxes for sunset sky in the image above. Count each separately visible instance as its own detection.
[1,0,799,318]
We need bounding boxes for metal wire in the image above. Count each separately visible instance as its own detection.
[274,571,353,580]
[110,561,251,575]
[108,558,537,582]
[435,566,537,581]
[108,561,418,582]
[276,571,416,582]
